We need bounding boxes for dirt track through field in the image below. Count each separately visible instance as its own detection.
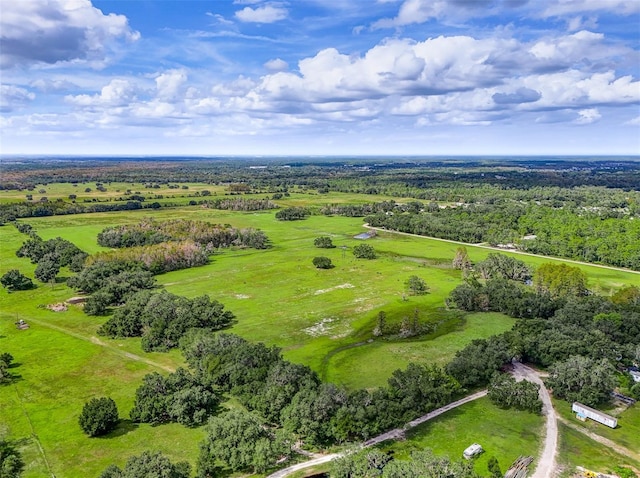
[23,317,175,372]
[511,362,557,478]
[557,415,640,461]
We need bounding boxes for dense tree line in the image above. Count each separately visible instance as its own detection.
[180,331,464,452]
[16,236,87,272]
[67,260,156,315]
[364,203,640,270]
[98,290,234,351]
[445,267,640,406]
[3,158,639,194]
[97,219,269,250]
[0,200,146,222]
[202,197,277,211]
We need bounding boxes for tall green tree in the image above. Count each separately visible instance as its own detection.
[0,270,34,291]
[78,397,119,437]
[534,263,589,298]
[198,409,290,474]
[546,355,617,406]
[34,255,60,283]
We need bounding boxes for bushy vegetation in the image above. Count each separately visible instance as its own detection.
[353,243,376,259]
[488,373,542,413]
[546,356,617,407]
[0,269,34,291]
[99,451,190,478]
[98,290,234,351]
[203,197,278,211]
[0,436,24,478]
[275,206,310,221]
[314,236,335,248]
[97,218,269,250]
[89,240,209,275]
[0,352,15,383]
[78,397,119,437]
[313,256,333,269]
[331,448,478,478]
[198,409,291,474]
[130,368,219,426]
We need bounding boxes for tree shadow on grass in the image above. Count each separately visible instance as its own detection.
[103,420,139,438]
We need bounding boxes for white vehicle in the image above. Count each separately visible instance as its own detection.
[463,443,483,459]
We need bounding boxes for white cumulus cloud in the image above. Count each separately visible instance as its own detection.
[0,0,139,68]
[235,4,288,23]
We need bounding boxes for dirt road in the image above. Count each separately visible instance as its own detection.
[512,362,558,478]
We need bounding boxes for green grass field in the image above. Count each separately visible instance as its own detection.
[557,424,640,474]
[2,197,639,477]
[381,397,544,475]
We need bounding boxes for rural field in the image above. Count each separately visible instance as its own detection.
[1,194,640,477]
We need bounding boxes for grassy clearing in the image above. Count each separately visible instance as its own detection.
[553,399,640,453]
[324,312,516,389]
[380,397,544,475]
[557,424,640,474]
[0,181,226,203]
[0,318,202,478]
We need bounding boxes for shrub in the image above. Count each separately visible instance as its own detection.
[313,257,333,269]
[353,244,376,259]
[78,397,119,437]
[314,236,335,248]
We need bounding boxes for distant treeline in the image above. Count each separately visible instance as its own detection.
[2,158,640,191]
[0,197,278,223]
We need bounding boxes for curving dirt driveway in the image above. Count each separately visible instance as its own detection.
[511,362,558,478]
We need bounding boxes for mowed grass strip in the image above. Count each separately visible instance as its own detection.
[382,396,544,475]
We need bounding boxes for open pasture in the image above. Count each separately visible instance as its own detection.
[2,197,640,477]
[5,204,640,389]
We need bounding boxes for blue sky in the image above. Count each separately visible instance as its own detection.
[1,0,639,156]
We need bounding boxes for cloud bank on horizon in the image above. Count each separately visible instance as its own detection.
[1,0,639,155]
